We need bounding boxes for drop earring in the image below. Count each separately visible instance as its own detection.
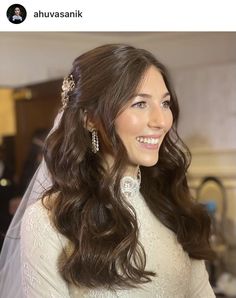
[91,129,99,153]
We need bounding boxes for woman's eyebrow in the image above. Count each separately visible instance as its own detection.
[162,92,171,98]
[134,93,152,99]
[133,92,170,99]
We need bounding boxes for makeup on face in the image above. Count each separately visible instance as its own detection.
[114,66,173,174]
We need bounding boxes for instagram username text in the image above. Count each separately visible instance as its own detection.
[34,10,83,18]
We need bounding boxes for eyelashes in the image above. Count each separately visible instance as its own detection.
[131,101,147,109]
[161,100,172,109]
[131,99,172,109]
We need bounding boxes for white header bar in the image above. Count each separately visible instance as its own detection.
[0,0,236,31]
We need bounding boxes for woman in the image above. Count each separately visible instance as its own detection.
[0,44,215,297]
[10,7,23,24]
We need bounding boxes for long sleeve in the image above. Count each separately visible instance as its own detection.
[20,200,70,298]
[188,259,216,297]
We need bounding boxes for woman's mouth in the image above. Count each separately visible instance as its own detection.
[136,136,160,145]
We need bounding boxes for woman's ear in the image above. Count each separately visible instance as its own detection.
[83,110,95,132]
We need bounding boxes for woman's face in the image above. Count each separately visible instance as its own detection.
[14,7,21,15]
[114,66,173,175]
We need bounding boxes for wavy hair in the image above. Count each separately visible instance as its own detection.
[43,44,214,289]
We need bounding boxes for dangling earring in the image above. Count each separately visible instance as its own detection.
[91,129,99,153]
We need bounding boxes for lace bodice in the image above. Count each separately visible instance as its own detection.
[20,179,215,297]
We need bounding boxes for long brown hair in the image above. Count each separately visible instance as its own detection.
[43,44,214,289]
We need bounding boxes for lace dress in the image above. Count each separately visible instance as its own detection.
[20,177,215,297]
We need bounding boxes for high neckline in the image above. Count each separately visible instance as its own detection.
[120,175,141,199]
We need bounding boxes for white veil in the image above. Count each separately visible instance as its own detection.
[0,111,63,298]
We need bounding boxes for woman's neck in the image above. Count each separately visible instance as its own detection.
[123,166,139,179]
[103,154,139,179]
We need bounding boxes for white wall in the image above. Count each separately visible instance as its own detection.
[1,32,236,84]
[174,63,236,151]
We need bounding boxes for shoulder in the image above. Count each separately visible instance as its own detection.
[21,199,53,245]
[21,199,50,230]
[20,197,67,248]
[21,194,58,227]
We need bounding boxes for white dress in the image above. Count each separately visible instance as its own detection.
[20,177,215,298]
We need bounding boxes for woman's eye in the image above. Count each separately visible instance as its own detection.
[161,100,171,109]
[131,101,147,108]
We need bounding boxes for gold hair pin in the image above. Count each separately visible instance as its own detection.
[61,74,75,109]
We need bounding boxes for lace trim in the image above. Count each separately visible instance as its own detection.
[120,175,141,199]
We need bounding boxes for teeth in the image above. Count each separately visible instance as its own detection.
[137,137,159,144]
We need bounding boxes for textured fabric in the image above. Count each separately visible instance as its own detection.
[20,181,215,298]
[0,113,62,298]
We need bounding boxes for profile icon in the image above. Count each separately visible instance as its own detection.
[7,4,27,24]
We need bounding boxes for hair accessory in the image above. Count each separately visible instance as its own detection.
[91,129,99,153]
[61,74,75,109]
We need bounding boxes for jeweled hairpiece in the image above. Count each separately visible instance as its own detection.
[61,74,75,109]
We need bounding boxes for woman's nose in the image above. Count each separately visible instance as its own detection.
[148,106,166,129]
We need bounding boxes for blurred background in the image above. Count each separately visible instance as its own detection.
[0,32,236,296]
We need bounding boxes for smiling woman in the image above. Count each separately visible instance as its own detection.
[115,66,173,170]
[0,44,216,297]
